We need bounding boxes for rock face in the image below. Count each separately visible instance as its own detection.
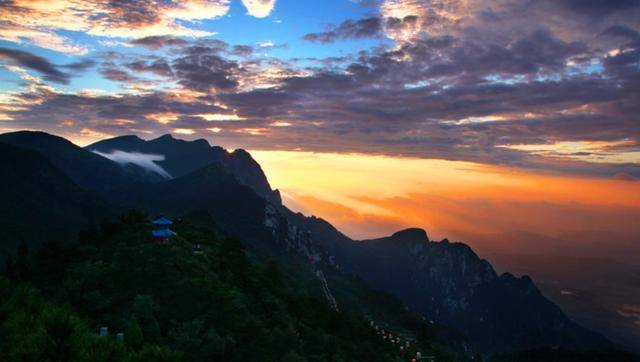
[293,222,613,354]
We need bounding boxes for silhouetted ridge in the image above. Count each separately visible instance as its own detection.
[88,134,281,203]
[391,228,430,243]
[0,131,148,202]
[154,133,175,141]
[0,142,114,255]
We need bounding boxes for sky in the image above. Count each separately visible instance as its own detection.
[0,0,639,256]
[253,151,640,260]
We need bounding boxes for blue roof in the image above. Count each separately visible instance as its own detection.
[152,229,176,238]
[152,217,173,225]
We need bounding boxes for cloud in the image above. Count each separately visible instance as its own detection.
[63,59,96,71]
[552,0,640,17]
[0,47,70,84]
[172,51,240,92]
[93,150,172,178]
[304,17,383,43]
[99,67,140,83]
[378,0,640,47]
[0,21,89,55]
[128,36,188,50]
[0,0,230,54]
[2,0,639,179]
[126,59,174,77]
[241,0,276,18]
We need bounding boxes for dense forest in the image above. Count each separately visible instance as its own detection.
[1,210,457,361]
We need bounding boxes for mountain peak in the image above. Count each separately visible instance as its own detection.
[1,130,76,147]
[155,134,175,141]
[111,134,142,141]
[193,138,211,147]
[231,148,251,158]
[390,228,430,243]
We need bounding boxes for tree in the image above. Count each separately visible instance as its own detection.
[132,295,161,343]
[283,350,307,362]
[125,345,182,362]
[264,259,284,289]
[82,336,126,362]
[39,306,83,362]
[127,316,144,351]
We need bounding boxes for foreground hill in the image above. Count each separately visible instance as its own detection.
[3,212,454,361]
[0,131,632,358]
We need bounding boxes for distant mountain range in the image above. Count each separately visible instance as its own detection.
[0,131,627,357]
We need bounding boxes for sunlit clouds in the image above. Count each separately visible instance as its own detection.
[0,0,638,179]
[0,0,241,54]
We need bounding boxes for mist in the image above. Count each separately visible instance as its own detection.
[93,150,172,179]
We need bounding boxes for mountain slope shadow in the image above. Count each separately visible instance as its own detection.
[0,142,115,257]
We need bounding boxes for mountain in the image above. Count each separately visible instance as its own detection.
[279,210,615,353]
[328,228,611,353]
[87,134,281,203]
[0,142,114,258]
[0,131,627,358]
[3,213,429,361]
[0,131,150,203]
[136,163,271,245]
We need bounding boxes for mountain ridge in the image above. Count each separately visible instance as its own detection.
[0,142,115,257]
[87,133,281,203]
[0,130,622,357]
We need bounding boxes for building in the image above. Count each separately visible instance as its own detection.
[152,216,176,242]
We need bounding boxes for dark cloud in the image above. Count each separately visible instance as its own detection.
[172,52,240,92]
[304,17,383,43]
[63,59,96,71]
[99,67,139,83]
[178,39,230,56]
[385,15,419,35]
[92,0,162,30]
[129,35,188,50]
[231,45,254,57]
[4,89,226,135]
[600,25,640,40]
[0,47,70,84]
[126,59,173,77]
[552,0,640,17]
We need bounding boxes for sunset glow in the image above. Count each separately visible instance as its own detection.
[253,150,640,258]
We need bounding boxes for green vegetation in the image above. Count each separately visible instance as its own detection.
[2,210,442,361]
[0,281,180,361]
